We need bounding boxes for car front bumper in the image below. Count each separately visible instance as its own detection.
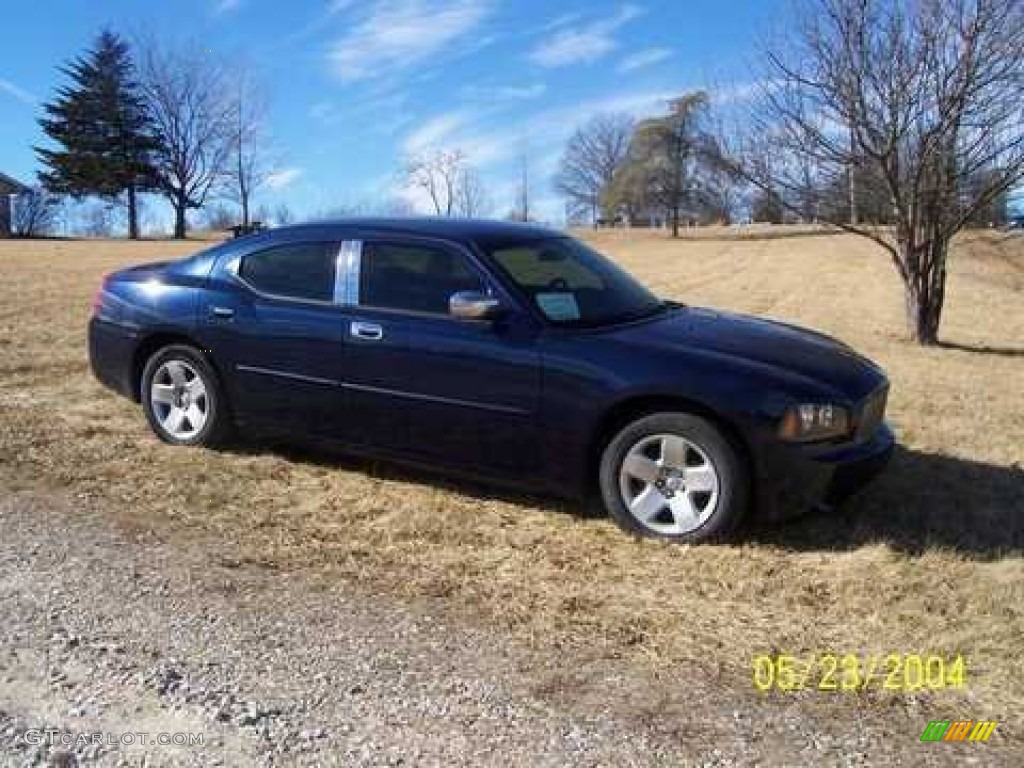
[754,422,895,520]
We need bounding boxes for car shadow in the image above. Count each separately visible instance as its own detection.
[744,446,1024,558]
[222,439,1022,559]
[221,437,590,518]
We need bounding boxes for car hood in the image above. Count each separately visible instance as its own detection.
[607,306,884,399]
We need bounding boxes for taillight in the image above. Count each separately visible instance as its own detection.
[91,274,110,315]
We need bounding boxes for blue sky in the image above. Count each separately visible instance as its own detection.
[0,0,772,226]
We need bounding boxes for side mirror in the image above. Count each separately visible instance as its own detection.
[450,290,502,321]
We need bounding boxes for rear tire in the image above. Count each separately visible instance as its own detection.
[599,412,747,542]
[141,345,232,447]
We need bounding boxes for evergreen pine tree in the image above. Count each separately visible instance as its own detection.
[35,30,159,239]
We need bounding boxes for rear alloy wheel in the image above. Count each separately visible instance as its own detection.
[141,345,230,447]
[599,412,747,541]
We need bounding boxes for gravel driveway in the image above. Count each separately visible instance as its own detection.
[0,492,1012,767]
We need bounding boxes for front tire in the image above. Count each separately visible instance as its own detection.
[599,412,747,542]
[141,345,231,447]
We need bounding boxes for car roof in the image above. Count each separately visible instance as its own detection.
[280,217,564,243]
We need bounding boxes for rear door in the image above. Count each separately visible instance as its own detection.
[201,240,349,436]
[340,237,542,476]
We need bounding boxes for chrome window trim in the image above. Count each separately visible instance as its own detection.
[333,242,349,305]
[343,240,362,306]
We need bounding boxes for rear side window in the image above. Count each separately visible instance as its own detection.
[359,241,483,315]
[237,243,337,302]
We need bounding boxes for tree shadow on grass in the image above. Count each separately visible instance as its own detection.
[938,340,1024,358]
[745,446,1024,558]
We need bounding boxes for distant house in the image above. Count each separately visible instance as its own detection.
[0,172,30,237]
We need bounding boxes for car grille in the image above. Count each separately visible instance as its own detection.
[855,385,888,441]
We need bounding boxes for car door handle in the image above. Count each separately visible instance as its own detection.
[210,306,235,319]
[350,321,383,340]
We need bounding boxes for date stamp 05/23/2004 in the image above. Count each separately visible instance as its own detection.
[752,653,968,693]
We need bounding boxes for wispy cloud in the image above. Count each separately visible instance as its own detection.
[328,0,494,83]
[712,80,775,104]
[617,47,671,73]
[309,88,415,139]
[534,12,584,35]
[529,4,644,68]
[276,1,356,47]
[213,0,242,15]
[266,167,304,190]
[0,77,36,105]
[460,82,547,103]
[309,101,338,122]
[402,110,476,155]
[400,88,678,173]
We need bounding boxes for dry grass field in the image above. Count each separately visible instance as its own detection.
[1,227,1023,755]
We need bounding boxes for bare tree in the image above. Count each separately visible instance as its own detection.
[138,40,233,239]
[319,196,415,219]
[201,202,236,231]
[226,67,273,228]
[252,203,272,226]
[12,187,60,237]
[405,149,491,217]
[81,201,116,238]
[731,0,1024,345]
[608,93,711,236]
[453,166,492,218]
[695,160,739,224]
[405,149,466,216]
[555,113,634,225]
[511,151,533,222]
[379,196,416,217]
[274,202,294,227]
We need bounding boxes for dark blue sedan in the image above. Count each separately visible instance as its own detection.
[89,219,893,541]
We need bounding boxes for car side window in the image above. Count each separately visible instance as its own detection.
[359,241,483,315]
[237,243,337,302]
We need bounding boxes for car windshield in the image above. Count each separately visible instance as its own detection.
[480,236,665,328]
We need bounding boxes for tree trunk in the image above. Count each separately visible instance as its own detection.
[671,205,680,238]
[899,237,949,345]
[848,167,857,226]
[241,195,250,228]
[127,186,139,240]
[173,200,187,240]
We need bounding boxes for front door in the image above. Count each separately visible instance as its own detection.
[340,238,542,477]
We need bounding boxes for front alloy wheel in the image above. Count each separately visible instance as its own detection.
[600,412,747,541]
[618,433,721,536]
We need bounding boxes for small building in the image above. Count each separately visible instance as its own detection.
[0,172,30,237]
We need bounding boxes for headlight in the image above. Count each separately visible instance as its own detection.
[778,403,851,442]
